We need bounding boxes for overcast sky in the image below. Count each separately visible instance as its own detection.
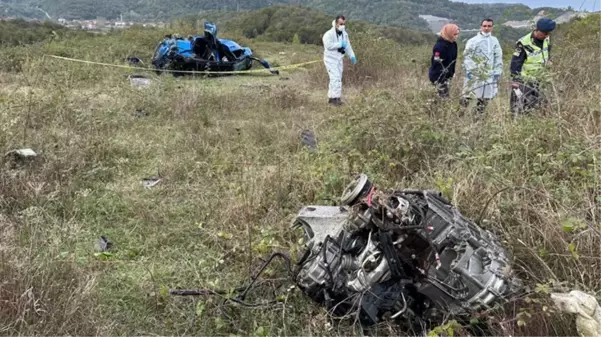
[451,0,599,11]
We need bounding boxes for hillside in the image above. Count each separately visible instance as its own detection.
[169,6,525,48]
[0,0,569,31]
[177,6,436,46]
[0,18,68,46]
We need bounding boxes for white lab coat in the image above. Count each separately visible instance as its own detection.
[462,32,503,99]
[323,23,355,99]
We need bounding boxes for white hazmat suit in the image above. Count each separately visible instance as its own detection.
[461,32,503,100]
[323,21,355,101]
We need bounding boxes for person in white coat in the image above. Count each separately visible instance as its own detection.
[323,15,357,105]
[460,18,503,114]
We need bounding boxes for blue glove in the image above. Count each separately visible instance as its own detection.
[341,40,347,48]
[493,74,500,82]
[351,56,357,64]
[466,72,472,80]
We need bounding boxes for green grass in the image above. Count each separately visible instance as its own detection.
[0,15,600,336]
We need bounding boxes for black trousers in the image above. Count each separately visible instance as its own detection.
[510,81,542,116]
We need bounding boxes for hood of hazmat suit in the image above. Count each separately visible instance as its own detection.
[462,32,503,99]
[322,20,355,99]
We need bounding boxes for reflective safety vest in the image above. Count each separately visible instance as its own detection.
[518,32,550,80]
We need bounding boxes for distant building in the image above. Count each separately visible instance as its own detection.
[419,14,452,33]
[503,10,594,29]
[96,16,106,28]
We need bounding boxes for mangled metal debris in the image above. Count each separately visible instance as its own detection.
[167,173,522,332]
[292,173,523,328]
[151,22,279,76]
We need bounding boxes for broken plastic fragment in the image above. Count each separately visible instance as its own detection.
[97,235,113,252]
[142,178,162,188]
[127,74,152,88]
[5,148,37,158]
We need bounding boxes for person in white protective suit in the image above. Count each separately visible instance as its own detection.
[322,15,357,105]
[460,18,503,115]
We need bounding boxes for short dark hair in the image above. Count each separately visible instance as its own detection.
[335,15,346,23]
[481,18,493,25]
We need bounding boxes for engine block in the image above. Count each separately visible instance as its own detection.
[292,174,522,327]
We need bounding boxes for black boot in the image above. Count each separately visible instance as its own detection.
[328,98,343,106]
[474,98,489,114]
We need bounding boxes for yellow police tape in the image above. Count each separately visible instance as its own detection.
[44,54,321,75]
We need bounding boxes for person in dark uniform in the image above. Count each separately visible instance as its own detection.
[509,18,556,116]
[429,24,459,98]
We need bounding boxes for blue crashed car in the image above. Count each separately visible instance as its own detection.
[151,22,278,76]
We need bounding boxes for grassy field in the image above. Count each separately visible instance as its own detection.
[0,16,599,336]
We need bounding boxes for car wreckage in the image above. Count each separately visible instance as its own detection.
[169,174,523,332]
[292,174,523,328]
[151,22,279,76]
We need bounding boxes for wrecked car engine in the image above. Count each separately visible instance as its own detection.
[292,174,522,327]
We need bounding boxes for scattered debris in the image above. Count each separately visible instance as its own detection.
[133,108,148,117]
[142,177,162,189]
[125,56,144,65]
[127,74,152,88]
[4,148,38,168]
[96,235,113,252]
[279,52,287,55]
[5,148,37,159]
[279,77,290,81]
[300,129,317,151]
[551,290,601,337]
[94,235,114,259]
